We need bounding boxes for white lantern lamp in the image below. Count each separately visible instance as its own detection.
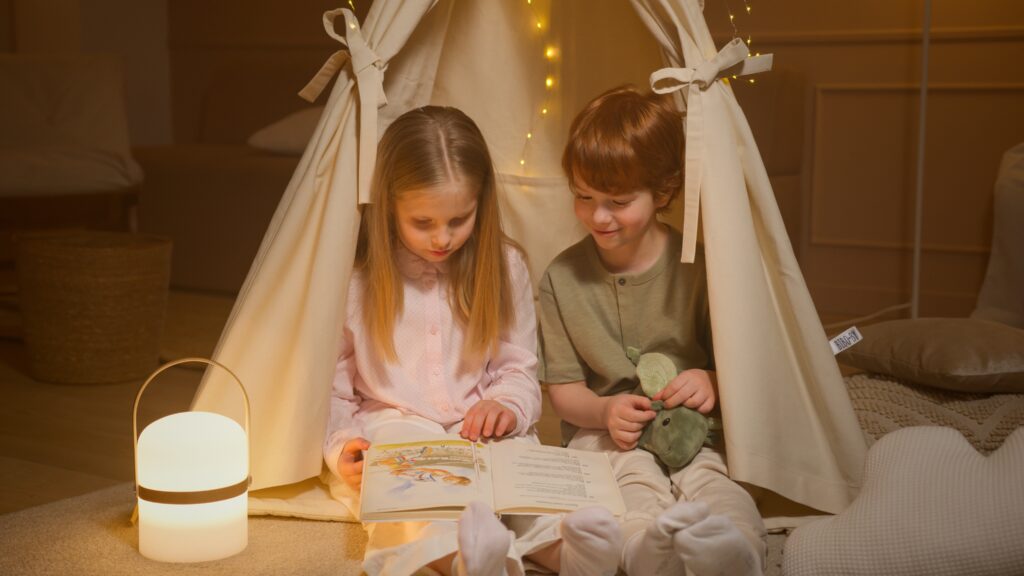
[132,357,251,563]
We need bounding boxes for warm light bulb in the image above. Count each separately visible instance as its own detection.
[526,132,533,139]
[541,107,548,115]
[545,76,554,89]
[748,79,756,84]
[545,46,556,59]
[746,5,752,14]
[536,21,543,30]
[520,159,526,166]
[729,13,735,22]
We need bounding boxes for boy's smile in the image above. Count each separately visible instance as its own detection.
[572,182,668,272]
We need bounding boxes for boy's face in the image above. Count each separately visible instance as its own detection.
[572,181,667,254]
[394,180,478,263]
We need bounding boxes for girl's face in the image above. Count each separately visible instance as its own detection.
[394,180,478,263]
[572,181,667,253]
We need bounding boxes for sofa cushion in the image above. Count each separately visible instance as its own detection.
[838,318,1024,394]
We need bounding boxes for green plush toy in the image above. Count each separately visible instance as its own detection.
[627,348,722,470]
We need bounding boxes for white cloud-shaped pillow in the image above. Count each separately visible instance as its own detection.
[247,106,324,156]
[783,426,1024,575]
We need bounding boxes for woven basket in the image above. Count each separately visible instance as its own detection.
[16,230,172,384]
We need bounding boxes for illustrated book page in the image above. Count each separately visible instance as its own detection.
[359,436,623,522]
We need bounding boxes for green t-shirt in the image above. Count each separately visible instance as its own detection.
[537,226,714,444]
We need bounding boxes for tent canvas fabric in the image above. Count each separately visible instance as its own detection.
[192,0,867,524]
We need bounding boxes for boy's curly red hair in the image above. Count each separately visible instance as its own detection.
[562,85,684,210]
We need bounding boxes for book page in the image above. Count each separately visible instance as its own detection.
[489,441,625,516]
[359,436,495,521]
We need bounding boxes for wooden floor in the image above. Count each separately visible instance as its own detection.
[0,337,201,515]
[0,287,223,516]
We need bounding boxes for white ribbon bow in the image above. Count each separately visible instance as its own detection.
[299,8,387,205]
[649,38,773,263]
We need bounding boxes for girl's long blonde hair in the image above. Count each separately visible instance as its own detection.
[356,106,515,363]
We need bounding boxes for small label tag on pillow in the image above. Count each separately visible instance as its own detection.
[829,326,863,355]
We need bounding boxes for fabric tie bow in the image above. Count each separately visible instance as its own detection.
[299,8,387,205]
[648,37,773,263]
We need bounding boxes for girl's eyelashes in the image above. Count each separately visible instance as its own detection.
[612,199,633,207]
[411,215,471,229]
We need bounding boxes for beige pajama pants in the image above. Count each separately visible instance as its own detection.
[567,429,767,573]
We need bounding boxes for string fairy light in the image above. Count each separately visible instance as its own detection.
[518,0,558,172]
[722,0,757,85]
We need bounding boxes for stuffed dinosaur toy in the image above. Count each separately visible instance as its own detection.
[627,348,722,470]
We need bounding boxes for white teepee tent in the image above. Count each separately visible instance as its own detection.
[192,0,867,522]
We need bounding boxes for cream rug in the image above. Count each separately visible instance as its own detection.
[0,483,367,576]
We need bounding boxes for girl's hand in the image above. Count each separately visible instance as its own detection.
[460,400,517,441]
[337,437,370,491]
[653,369,716,414]
[602,394,657,450]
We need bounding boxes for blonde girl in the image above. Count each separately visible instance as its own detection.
[323,106,621,576]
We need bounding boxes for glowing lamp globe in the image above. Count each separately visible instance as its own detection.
[133,358,251,563]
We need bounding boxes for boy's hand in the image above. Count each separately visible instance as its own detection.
[337,437,369,491]
[653,369,716,413]
[460,399,517,441]
[603,394,657,450]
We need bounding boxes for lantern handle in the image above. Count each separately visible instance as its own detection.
[130,357,251,524]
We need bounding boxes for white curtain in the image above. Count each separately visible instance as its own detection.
[192,0,448,490]
[630,0,867,514]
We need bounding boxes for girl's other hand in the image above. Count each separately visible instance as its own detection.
[653,369,716,414]
[338,437,370,490]
[602,394,656,450]
[460,399,517,441]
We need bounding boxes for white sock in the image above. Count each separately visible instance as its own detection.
[623,500,710,576]
[559,506,622,576]
[454,501,511,576]
[673,513,761,576]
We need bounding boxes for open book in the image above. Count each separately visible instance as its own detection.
[359,436,625,522]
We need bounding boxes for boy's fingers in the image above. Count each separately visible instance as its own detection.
[683,391,706,409]
[697,396,715,414]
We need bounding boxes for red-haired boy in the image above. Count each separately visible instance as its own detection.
[538,86,766,576]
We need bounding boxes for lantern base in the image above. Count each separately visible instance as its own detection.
[138,495,247,563]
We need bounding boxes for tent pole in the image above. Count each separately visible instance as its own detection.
[911,0,932,319]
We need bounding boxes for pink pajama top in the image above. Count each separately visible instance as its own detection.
[323,245,541,477]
